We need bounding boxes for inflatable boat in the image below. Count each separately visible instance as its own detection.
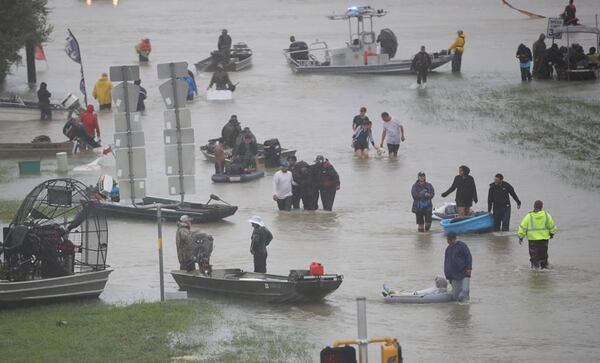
[432,202,459,220]
[211,170,264,183]
[382,283,454,304]
[206,89,233,101]
[440,212,494,235]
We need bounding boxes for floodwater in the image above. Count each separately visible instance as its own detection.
[2,0,600,361]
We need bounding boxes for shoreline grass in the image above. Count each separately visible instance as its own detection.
[0,200,21,222]
[0,299,311,363]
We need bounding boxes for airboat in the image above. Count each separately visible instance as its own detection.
[0,178,111,304]
[282,5,453,74]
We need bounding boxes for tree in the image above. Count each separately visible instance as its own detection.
[0,0,52,83]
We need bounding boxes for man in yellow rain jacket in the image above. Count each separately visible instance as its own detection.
[92,72,113,110]
[517,200,557,269]
[448,30,465,73]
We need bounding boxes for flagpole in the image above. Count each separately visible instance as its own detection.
[66,28,88,106]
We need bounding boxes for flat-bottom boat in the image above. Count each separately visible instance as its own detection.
[0,269,112,304]
[201,140,296,166]
[440,212,494,235]
[171,268,343,304]
[211,171,264,183]
[92,196,238,222]
[0,140,73,158]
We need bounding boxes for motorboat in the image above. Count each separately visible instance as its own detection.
[0,178,112,305]
[171,268,343,304]
[195,42,253,73]
[548,23,600,81]
[0,95,67,122]
[432,202,459,221]
[211,170,264,183]
[440,212,494,235]
[91,195,238,223]
[200,138,296,167]
[282,6,453,74]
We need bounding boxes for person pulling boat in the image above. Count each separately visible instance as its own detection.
[208,64,236,91]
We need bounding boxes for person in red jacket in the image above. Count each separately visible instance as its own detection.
[80,104,100,142]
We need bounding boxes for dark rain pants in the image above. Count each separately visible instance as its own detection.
[301,185,319,210]
[253,253,267,273]
[320,188,337,211]
[493,206,511,232]
[417,70,428,85]
[39,104,52,121]
[291,185,301,209]
[520,67,532,81]
[276,196,293,211]
[528,240,549,269]
[452,51,463,72]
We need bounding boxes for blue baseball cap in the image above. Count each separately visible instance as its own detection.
[280,160,289,167]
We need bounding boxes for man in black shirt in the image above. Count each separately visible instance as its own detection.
[487,173,521,232]
[352,107,369,131]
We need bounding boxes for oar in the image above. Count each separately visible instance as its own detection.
[207,194,231,205]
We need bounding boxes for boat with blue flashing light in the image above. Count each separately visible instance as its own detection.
[283,5,453,75]
[440,212,494,235]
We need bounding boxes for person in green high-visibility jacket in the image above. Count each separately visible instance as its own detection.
[517,200,557,269]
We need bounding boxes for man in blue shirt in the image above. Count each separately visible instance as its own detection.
[444,232,472,301]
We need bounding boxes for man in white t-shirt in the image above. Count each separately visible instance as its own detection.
[379,112,405,157]
[272,160,293,211]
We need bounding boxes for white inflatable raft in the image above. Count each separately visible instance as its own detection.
[382,279,455,304]
[206,89,233,101]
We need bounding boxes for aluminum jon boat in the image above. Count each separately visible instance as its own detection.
[211,171,264,183]
[0,96,67,122]
[195,42,253,73]
[440,212,494,235]
[92,196,238,222]
[171,268,343,304]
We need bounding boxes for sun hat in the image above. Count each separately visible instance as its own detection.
[179,215,192,223]
[248,215,265,227]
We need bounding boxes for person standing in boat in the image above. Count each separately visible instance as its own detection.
[272,160,293,211]
[487,173,521,232]
[208,64,235,91]
[37,82,52,121]
[176,215,195,271]
[441,165,478,216]
[133,79,146,113]
[379,112,405,157]
[444,232,472,302]
[448,30,465,73]
[288,35,309,62]
[218,29,232,64]
[562,0,578,25]
[93,72,113,110]
[411,172,435,232]
[221,114,242,148]
[518,200,557,269]
[314,155,340,211]
[249,216,273,273]
[532,34,547,78]
[516,44,533,82]
[411,46,432,88]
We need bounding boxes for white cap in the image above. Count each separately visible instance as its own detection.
[247,215,264,227]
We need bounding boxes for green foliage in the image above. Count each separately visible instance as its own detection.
[0,0,53,82]
[0,200,20,221]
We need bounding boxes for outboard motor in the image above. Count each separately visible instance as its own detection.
[377,28,398,59]
[263,138,282,168]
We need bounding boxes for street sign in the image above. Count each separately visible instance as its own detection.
[109,65,140,82]
[157,62,188,79]
[115,147,147,179]
[113,82,140,112]
[167,175,195,195]
[114,112,142,132]
[547,17,563,39]
[164,144,195,175]
[163,109,192,129]
[114,131,146,148]
[118,179,146,200]
[163,129,194,144]
[158,79,188,109]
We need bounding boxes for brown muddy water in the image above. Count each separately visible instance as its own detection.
[1,0,600,361]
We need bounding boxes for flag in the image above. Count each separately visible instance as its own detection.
[65,29,81,64]
[65,29,88,105]
[102,145,113,155]
[35,45,46,61]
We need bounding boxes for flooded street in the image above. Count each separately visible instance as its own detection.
[2,0,600,361]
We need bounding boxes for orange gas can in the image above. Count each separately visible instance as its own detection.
[310,262,324,276]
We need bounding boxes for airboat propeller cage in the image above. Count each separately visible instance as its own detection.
[2,178,109,282]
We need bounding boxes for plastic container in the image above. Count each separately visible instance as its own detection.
[310,262,324,276]
[18,160,41,175]
[56,152,68,173]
